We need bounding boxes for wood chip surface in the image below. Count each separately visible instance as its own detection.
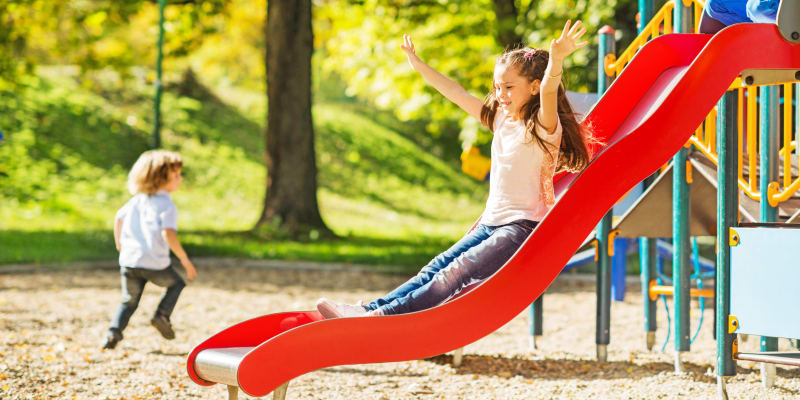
[1,265,798,399]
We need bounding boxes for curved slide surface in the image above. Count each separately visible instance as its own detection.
[187,24,800,397]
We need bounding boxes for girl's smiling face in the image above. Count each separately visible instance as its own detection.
[493,63,539,120]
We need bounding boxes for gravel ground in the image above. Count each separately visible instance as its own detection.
[1,262,799,400]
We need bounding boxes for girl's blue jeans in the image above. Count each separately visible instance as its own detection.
[364,219,537,315]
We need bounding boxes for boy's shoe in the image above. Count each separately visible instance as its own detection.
[102,329,123,350]
[315,298,369,319]
[150,313,175,340]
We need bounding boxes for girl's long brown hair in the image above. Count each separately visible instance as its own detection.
[480,47,596,173]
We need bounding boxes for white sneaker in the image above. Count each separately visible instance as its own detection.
[316,298,368,319]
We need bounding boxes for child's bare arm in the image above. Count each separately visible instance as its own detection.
[114,218,123,252]
[401,35,485,125]
[162,228,197,280]
[540,20,588,133]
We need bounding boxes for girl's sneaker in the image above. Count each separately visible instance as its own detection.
[315,298,369,319]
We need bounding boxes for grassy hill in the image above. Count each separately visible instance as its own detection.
[0,68,487,270]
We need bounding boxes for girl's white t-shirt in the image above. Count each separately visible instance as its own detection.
[481,110,562,226]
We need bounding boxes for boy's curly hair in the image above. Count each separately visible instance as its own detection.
[127,150,183,195]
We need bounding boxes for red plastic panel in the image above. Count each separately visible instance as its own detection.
[186,311,323,385]
[188,24,800,397]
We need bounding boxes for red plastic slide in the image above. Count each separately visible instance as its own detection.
[188,24,800,397]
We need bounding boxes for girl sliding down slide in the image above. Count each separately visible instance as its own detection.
[317,20,595,319]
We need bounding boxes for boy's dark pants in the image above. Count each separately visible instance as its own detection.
[109,266,185,333]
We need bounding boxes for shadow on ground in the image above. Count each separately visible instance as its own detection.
[426,354,709,382]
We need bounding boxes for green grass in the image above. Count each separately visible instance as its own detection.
[0,68,486,271]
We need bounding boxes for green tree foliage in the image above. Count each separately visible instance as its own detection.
[316,0,636,147]
[0,0,229,83]
[2,0,637,149]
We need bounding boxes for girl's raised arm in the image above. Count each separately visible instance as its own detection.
[539,20,588,134]
[401,35,485,125]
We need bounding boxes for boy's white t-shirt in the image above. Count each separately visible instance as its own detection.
[115,190,178,270]
[481,110,562,226]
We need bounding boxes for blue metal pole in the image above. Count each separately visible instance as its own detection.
[595,25,616,363]
[611,238,629,301]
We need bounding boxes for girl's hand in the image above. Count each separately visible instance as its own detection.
[401,34,422,69]
[550,20,589,61]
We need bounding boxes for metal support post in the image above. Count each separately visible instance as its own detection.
[638,0,654,34]
[672,147,691,372]
[716,91,738,399]
[671,0,694,373]
[596,212,612,362]
[595,26,615,363]
[759,84,779,387]
[636,1,657,350]
[640,237,657,350]
[637,0,658,341]
[673,0,694,36]
[529,295,543,349]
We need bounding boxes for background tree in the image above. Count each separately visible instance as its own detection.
[493,0,524,48]
[0,0,640,240]
[256,0,331,238]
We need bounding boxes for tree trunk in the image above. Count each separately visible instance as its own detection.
[256,0,331,237]
[492,0,523,49]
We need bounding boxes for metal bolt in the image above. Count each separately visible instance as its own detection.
[793,32,800,40]
[745,76,754,85]
[796,70,800,80]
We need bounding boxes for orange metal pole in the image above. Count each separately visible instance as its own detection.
[784,83,793,188]
[649,281,715,301]
[748,86,757,192]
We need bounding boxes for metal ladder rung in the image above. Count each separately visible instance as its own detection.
[734,351,800,367]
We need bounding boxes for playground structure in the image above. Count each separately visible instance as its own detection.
[597,1,800,395]
[186,5,800,399]
[503,1,800,381]
[527,0,800,395]
[525,0,800,396]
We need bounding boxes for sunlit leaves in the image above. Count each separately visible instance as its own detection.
[315,0,634,147]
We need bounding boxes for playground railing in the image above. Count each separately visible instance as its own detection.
[691,83,799,206]
[605,0,800,207]
[604,0,705,77]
